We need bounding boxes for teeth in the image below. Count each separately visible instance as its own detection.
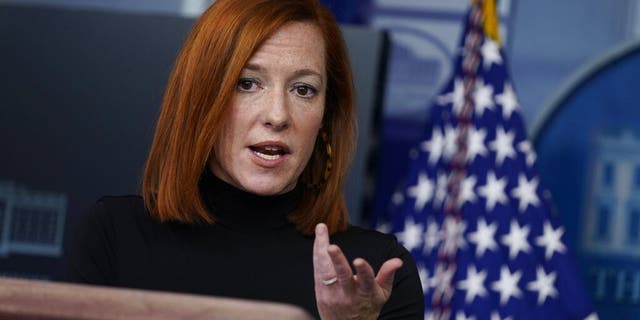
[265,146,281,152]
[254,150,281,161]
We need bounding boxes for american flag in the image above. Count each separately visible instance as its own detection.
[379,1,598,319]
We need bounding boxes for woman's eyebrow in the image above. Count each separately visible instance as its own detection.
[243,63,265,72]
[243,63,324,83]
[244,63,322,78]
[291,69,323,80]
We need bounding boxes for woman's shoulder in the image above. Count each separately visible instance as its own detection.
[66,195,148,284]
[94,195,145,212]
[332,225,408,264]
[334,225,397,244]
[83,195,153,230]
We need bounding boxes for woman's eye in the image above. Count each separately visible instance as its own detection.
[293,84,317,98]
[237,79,259,92]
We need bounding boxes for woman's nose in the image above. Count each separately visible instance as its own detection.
[262,89,290,131]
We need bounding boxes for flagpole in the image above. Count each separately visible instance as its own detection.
[431,2,485,319]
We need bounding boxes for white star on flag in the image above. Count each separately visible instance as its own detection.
[396,216,424,252]
[517,140,537,167]
[432,263,456,302]
[489,126,516,166]
[421,128,445,165]
[584,313,599,320]
[477,171,508,211]
[443,125,458,159]
[467,217,498,257]
[491,266,523,305]
[456,311,476,320]
[467,126,488,162]
[459,174,478,206]
[490,312,513,320]
[423,219,442,254]
[438,78,465,114]
[481,38,502,69]
[457,264,488,303]
[511,174,540,212]
[474,79,495,116]
[535,221,567,260]
[495,83,519,119]
[375,222,391,234]
[442,216,467,256]
[391,190,404,206]
[501,219,531,259]
[406,172,434,211]
[433,172,449,208]
[417,264,430,294]
[526,266,558,305]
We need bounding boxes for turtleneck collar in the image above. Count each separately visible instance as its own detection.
[199,170,303,231]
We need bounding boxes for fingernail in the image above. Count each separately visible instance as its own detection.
[315,223,325,234]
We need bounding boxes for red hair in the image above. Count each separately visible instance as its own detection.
[142,0,356,235]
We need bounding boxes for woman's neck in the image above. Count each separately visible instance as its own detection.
[199,170,303,231]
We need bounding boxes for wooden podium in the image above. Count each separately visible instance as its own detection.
[0,278,313,320]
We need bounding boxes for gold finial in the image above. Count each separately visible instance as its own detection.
[479,0,502,46]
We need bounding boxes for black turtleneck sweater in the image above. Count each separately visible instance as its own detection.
[66,174,424,319]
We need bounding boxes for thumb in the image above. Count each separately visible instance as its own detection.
[375,258,403,296]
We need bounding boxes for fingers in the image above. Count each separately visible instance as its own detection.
[327,244,354,291]
[313,223,335,285]
[312,225,403,320]
[328,243,401,298]
[375,258,403,295]
[353,258,376,293]
[313,223,330,260]
[314,223,403,300]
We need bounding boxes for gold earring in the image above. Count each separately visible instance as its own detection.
[321,131,333,182]
[307,130,333,190]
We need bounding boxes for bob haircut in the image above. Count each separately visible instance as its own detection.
[142,0,356,235]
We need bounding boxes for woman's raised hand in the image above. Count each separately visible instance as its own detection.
[313,223,403,320]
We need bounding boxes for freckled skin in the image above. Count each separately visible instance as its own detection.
[209,22,326,196]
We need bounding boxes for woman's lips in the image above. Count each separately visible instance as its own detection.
[252,146,284,160]
[249,142,290,166]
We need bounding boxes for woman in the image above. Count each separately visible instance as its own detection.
[67,0,424,318]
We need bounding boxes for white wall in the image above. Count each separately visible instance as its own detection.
[510,0,640,125]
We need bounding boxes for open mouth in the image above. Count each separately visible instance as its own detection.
[249,145,289,161]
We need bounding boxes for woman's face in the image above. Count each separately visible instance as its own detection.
[210,22,326,195]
